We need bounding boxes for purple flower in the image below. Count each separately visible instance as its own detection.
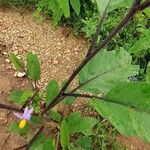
[14,107,33,129]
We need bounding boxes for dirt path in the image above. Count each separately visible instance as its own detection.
[0,7,150,150]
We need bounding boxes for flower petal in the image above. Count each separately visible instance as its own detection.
[23,107,29,116]
[14,113,23,119]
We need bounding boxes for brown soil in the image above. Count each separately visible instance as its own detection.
[0,7,150,150]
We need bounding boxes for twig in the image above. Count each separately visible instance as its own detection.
[63,93,150,114]
[86,0,112,57]
[55,132,60,150]
[13,144,28,150]
[70,69,115,93]
[26,125,44,150]
[0,103,22,112]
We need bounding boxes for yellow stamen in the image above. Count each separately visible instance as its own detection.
[19,119,27,129]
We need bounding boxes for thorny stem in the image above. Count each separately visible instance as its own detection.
[43,0,150,115]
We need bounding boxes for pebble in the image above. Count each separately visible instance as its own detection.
[15,72,26,78]
[5,59,10,63]
[13,50,18,55]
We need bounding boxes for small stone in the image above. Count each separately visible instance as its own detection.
[53,59,58,65]
[2,51,8,55]
[5,59,10,63]
[17,72,26,78]
[13,50,18,55]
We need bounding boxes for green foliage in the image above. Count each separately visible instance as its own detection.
[46,80,59,105]
[29,133,55,150]
[60,120,70,149]
[30,116,42,124]
[60,112,97,149]
[91,82,150,142]
[9,90,33,105]
[65,112,97,135]
[34,0,81,24]
[129,30,150,57]
[50,111,62,122]
[70,0,81,15]
[7,122,30,135]
[26,52,41,81]
[9,53,24,70]
[79,49,139,94]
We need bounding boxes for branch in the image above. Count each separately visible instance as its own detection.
[86,0,112,57]
[64,93,150,114]
[0,103,22,113]
[26,125,44,150]
[42,0,150,115]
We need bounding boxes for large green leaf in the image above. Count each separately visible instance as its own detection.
[26,52,41,81]
[129,30,150,56]
[46,80,59,105]
[70,0,81,15]
[9,53,24,70]
[95,0,133,14]
[79,49,139,94]
[57,0,70,18]
[91,82,150,142]
[106,83,150,113]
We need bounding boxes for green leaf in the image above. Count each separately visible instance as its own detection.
[7,122,30,135]
[90,82,150,142]
[60,120,70,149]
[9,90,33,105]
[43,137,55,150]
[30,116,42,124]
[9,53,24,70]
[129,30,150,56]
[77,136,92,149]
[63,96,76,105]
[144,8,150,17]
[50,111,62,122]
[29,133,46,150]
[65,112,97,136]
[79,49,139,94]
[26,52,41,81]
[57,0,70,18]
[46,80,59,105]
[96,0,110,15]
[146,63,150,83]
[70,0,81,15]
[106,83,150,113]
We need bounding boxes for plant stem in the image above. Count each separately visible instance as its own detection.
[64,93,150,114]
[26,125,44,150]
[0,103,22,112]
[43,0,150,115]
[86,0,111,57]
